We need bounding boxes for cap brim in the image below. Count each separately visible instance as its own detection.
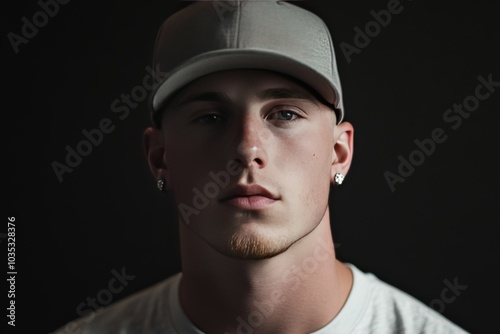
[150,49,343,127]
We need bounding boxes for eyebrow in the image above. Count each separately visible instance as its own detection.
[175,88,318,108]
[257,88,317,102]
[175,92,232,107]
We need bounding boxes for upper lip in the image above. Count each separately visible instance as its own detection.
[219,184,279,201]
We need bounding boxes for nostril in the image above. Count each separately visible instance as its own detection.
[233,145,267,168]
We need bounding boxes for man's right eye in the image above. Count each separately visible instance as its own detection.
[195,114,225,124]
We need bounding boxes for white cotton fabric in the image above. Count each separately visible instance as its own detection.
[54,264,469,334]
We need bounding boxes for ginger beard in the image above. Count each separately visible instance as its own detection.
[228,225,291,260]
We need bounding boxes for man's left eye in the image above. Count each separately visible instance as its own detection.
[270,110,299,121]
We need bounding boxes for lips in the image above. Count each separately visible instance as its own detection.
[219,184,279,210]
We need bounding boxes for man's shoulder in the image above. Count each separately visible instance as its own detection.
[52,273,181,334]
[344,264,469,334]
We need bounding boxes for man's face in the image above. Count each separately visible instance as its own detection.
[159,69,341,260]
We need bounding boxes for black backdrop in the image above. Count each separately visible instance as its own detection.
[3,0,499,333]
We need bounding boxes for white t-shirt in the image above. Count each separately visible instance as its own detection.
[53,264,469,333]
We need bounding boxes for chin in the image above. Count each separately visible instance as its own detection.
[207,225,292,260]
[194,210,320,260]
[226,234,291,260]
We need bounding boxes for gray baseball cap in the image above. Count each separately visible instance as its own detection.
[149,0,344,127]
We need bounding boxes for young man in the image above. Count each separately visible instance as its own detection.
[55,1,468,333]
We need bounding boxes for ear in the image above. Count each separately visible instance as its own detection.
[143,126,169,186]
[331,122,354,184]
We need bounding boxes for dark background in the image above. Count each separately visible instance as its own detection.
[3,0,499,333]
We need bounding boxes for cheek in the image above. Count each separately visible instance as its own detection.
[165,140,210,198]
[278,132,333,203]
[279,132,333,178]
[164,135,234,207]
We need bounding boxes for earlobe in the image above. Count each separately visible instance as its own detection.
[331,122,354,184]
[143,127,169,183]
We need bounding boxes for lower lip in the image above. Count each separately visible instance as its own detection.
[222,196,277,210]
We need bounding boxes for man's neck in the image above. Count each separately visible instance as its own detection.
[177,210,353,334]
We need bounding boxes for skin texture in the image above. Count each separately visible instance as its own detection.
[144,69,354,333]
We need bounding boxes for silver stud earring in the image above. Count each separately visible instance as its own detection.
[334,173,344,186]
[157,179,166,192]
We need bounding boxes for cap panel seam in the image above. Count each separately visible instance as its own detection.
[234,0,242,49]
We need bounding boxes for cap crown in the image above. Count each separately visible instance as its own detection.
[151,0,344,126]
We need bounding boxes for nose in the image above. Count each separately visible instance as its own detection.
[233,115,269,169]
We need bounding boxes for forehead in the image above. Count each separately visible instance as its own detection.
[168,69,321,106]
